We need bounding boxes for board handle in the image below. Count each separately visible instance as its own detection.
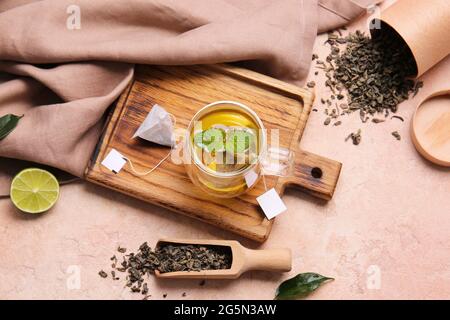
[278,150,342,200]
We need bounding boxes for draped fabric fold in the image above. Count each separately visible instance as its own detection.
[0,0,373,195]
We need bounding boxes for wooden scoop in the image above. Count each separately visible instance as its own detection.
[154,239,291,279]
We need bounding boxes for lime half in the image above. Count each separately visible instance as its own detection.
[10,168,60,214]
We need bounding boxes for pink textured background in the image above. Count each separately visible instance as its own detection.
[1,11,449,300]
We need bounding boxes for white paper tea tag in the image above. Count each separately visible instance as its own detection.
[256,188,287,220]
[101,149,126,174]
[244,170,259,188]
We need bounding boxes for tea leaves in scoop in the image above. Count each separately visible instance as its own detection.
[101,242,232,295]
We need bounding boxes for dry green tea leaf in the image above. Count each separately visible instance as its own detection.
[346,129,362,145]
[391,115,404,122]
[392,131,401,140]
[307,81,316,88]
[98,270,108,278]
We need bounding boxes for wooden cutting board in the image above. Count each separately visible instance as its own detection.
[85,64,342,242]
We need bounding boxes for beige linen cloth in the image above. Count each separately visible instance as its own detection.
[0,0,376,196]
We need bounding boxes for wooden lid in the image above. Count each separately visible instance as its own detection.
[411,90,450,167]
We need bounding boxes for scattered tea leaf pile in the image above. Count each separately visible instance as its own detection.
[99,242,232,296]
[312,28,423,143]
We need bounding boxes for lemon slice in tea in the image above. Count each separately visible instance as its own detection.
[10,168,60,214]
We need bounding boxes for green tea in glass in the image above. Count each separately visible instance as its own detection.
[185,101,267,198]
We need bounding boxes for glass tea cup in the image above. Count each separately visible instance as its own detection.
[183,101,268,198]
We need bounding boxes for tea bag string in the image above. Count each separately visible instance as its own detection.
[123,114,177,177]
[123,152,172,176]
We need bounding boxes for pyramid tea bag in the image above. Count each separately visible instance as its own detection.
[133,104,174,146]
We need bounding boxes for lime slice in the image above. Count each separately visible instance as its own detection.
[10,168,60,214]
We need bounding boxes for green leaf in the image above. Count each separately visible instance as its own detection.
[0,114,23,141]
[225,129,255,155]
[275,272,334,300]
[194,128,225,153]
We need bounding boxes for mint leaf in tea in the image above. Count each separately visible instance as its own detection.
[191,108,259,173]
